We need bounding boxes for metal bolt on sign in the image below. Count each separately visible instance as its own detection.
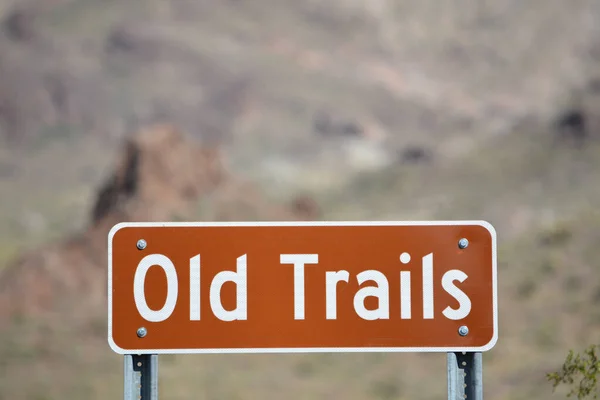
[137,327,147,338]
[458,238,469,249]
[136,239,147,250]
[458,326,469,336]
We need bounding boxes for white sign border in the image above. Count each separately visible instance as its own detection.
[108,220,498,355]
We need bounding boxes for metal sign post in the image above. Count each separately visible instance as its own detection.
[124,354,158,400]
[447,352,483,400]
[122,352,484,400]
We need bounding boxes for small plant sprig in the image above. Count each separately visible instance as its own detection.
[547,345,600,399]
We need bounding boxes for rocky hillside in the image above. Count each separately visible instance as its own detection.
[1,0,600,399]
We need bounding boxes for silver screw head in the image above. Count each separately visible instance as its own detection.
[136,239,147,250]
[458,325,469,336]
[458,238,469,249]
[136,327,147,338]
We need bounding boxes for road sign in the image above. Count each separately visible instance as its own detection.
[108,221,497,355]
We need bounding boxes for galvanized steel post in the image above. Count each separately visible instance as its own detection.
[447,352,483,400]
[124,354,158,400]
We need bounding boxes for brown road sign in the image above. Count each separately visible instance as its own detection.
[108,221,498,355]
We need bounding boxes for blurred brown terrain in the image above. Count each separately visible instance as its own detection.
[1,0,600,399]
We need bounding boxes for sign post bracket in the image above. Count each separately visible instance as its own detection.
[124,354,158,400]
[447,352,483,400]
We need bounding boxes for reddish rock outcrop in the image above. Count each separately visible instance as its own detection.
[0,124,319,323]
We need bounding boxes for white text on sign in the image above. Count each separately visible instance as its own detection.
[132,253,472,323]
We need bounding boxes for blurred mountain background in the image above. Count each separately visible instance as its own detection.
[1,0,600,399]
